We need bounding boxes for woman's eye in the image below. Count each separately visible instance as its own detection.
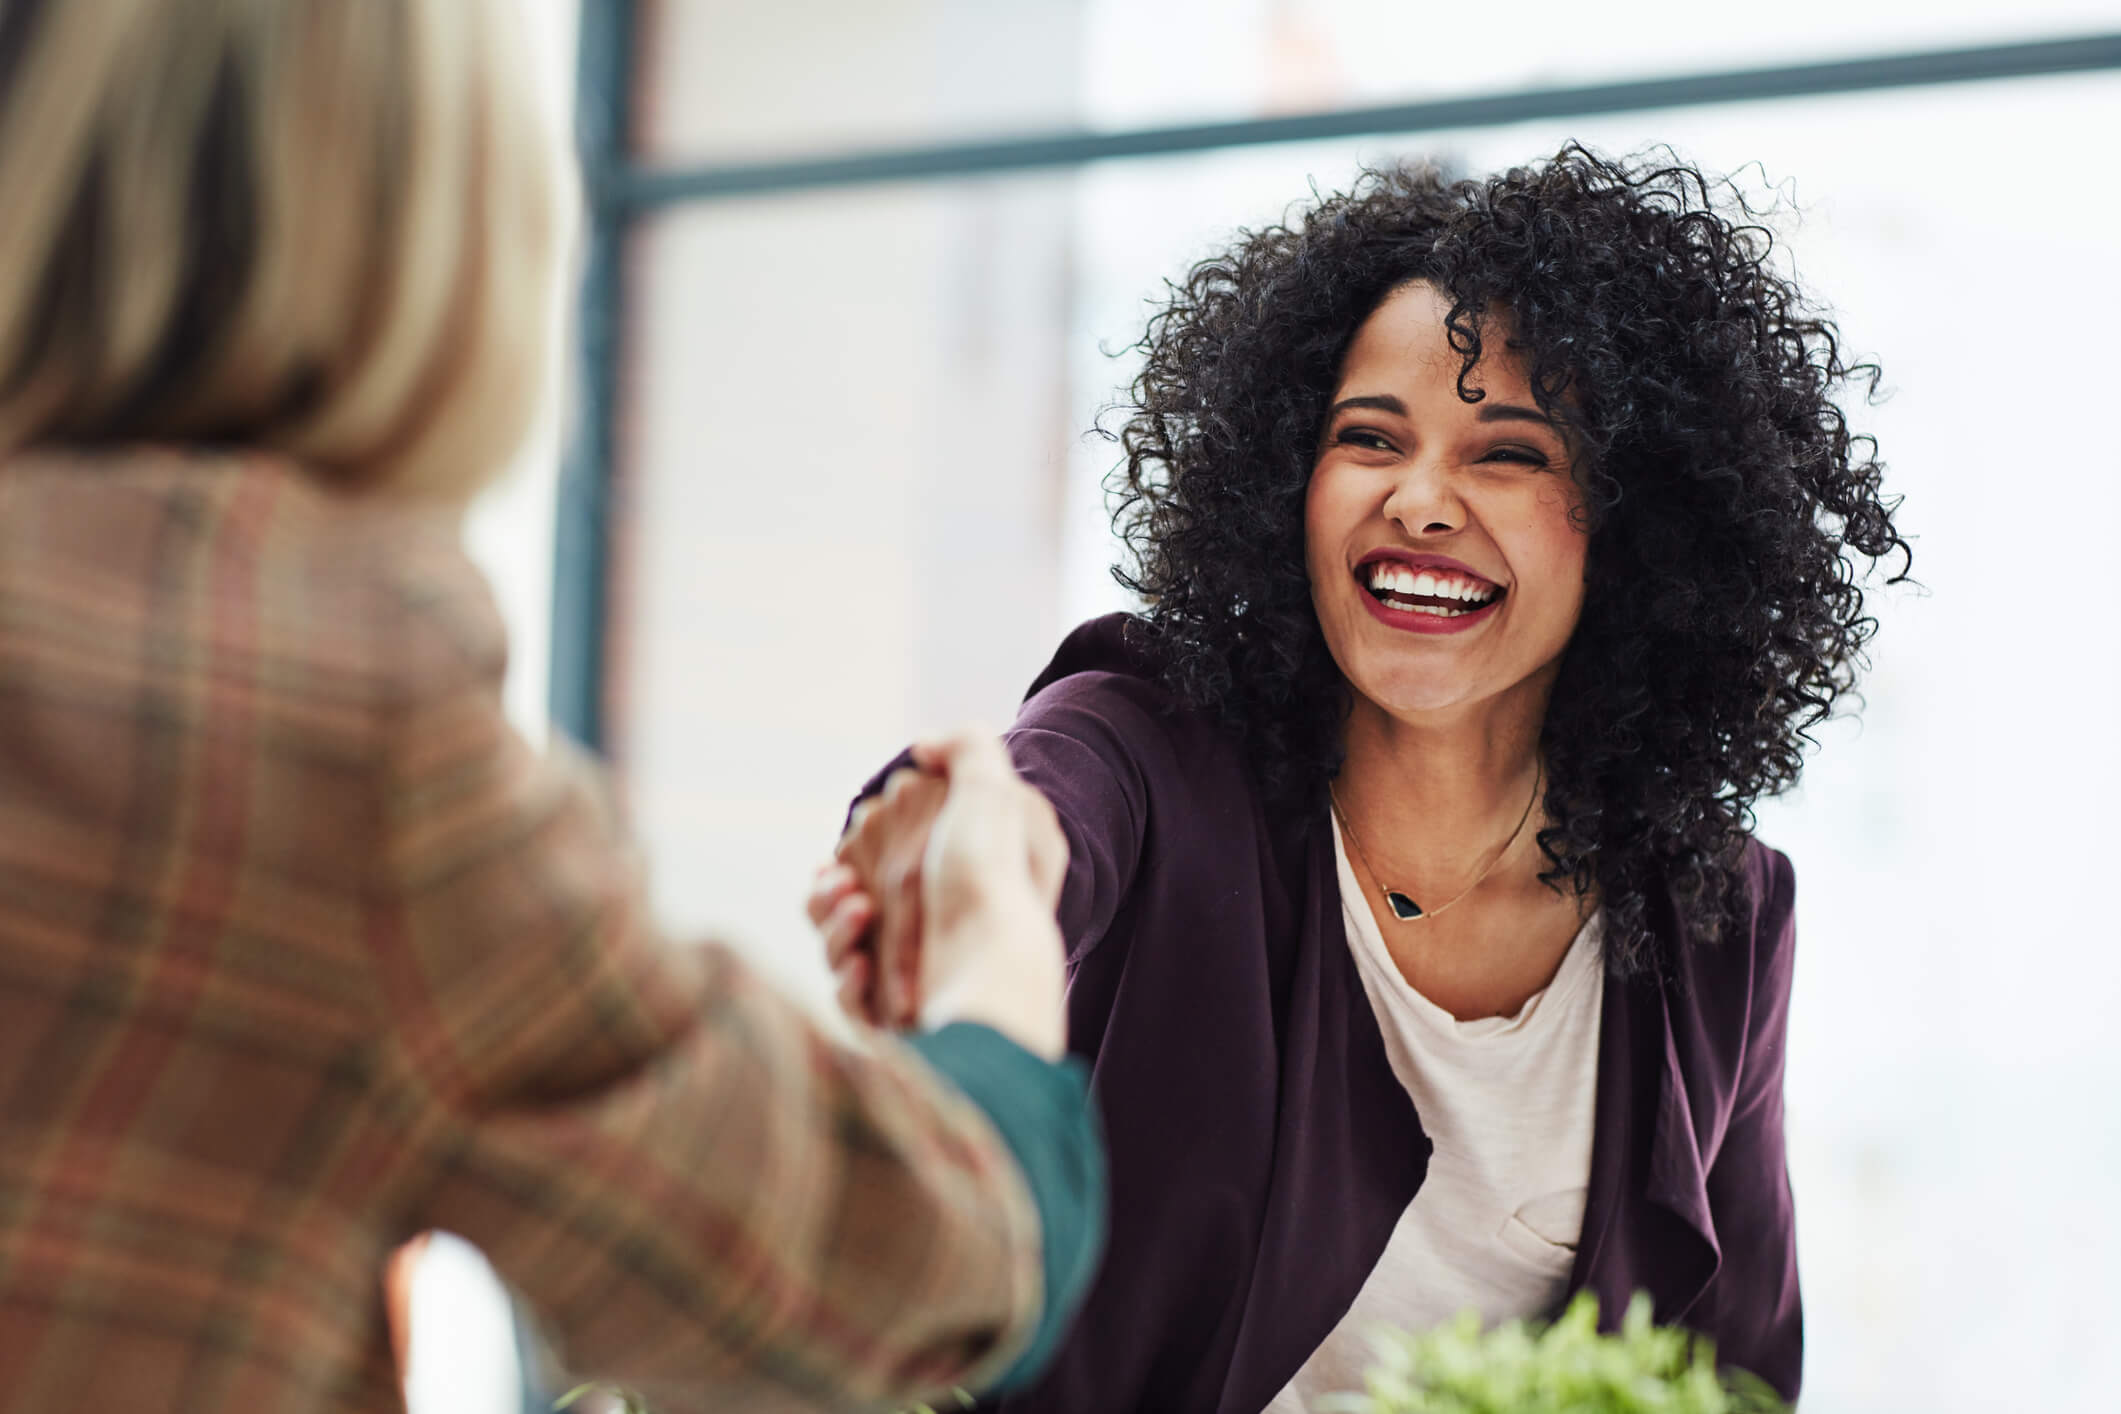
[1335,428,1394,451]
[1482,446,1549,467]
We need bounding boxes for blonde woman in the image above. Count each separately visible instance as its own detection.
[0,3,1103,1412]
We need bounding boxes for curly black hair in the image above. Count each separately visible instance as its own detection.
[1107,144,1910,976]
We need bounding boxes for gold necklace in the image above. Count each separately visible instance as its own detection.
[1330,760,1543,922]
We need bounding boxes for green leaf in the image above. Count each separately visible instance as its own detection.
[552,1386,652,1413]
[1320,1291,1791,1414]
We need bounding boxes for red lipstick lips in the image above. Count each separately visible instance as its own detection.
[1352,550,1505,636]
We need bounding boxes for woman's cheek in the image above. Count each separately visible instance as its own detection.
[1302,465,1356,592]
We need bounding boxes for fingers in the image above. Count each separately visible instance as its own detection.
[837,767,919,864]
[833,953,875,1024]
[838,798,874,854]
[873,820,925,1028]
[814,862,878,1025]
[836,767,930,869]
[830,767,948,1029]
[819,886,875,968]
[835,734,1059,1034]
[808,862,859,929]
[894,929,923,1028]
[878,896,925,1030]
[909,725,1012,782]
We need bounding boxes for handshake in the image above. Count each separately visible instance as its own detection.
[807,728,1072,1061]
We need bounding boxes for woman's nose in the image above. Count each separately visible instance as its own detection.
[1380,457,1464,536]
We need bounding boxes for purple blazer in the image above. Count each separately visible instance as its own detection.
[875,615,1802,1413]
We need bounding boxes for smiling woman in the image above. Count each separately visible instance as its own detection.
[822,144,1910,1414]
[1112,146,1908,977]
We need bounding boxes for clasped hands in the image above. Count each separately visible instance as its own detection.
[807,729,1071,1061]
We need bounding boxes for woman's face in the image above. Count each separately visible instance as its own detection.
[1305,281,1589,727]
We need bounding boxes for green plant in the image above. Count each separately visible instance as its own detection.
[554,1386,648,1414]
[553,1382,974,1413]
[1315,1293,1788,1414]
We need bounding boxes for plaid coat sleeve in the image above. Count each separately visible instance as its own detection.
[364,519,1047,1409]
[0,456,1043,1413]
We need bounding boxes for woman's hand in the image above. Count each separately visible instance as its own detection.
[808,728,1068,1058]
[813,768,947,1028]
[908,728,1069,1057]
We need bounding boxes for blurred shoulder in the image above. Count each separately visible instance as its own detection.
[0,446,504,705]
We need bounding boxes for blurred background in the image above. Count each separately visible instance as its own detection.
[428,3,2121,1410]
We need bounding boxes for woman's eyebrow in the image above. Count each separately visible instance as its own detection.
[1476,401,1558,427]
[1329,394,1556,428]
[1327,394,1406,417]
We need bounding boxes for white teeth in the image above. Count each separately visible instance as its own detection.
[1364,562,1500,606]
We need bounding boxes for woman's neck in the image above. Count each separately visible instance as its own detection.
[1334,684,1551,889]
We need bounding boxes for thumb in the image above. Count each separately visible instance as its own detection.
[908,724,1013,783]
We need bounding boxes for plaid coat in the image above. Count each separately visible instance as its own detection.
[0,450,1044,1412]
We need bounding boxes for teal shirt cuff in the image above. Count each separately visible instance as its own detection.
[905,1023,1107,1396]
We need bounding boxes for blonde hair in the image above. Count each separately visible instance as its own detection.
[0,0,571,499]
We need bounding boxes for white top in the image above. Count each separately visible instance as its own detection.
[1264,823,1606,1414]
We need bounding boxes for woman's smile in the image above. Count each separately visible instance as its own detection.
[1353,550,1506,634]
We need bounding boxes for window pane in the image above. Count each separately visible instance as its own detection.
[634,0,2116,165]
[635,0,1087,164]
[612,175,1078,1009]
[1090,0,2121,132]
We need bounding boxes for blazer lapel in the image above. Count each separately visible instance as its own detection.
[1571,948,1721,1328]
[1212,812,1431,1414]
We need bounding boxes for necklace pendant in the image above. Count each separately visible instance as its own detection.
[1384,889,1425,921]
